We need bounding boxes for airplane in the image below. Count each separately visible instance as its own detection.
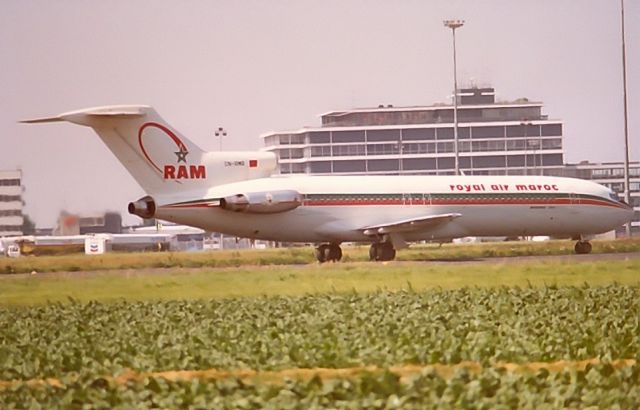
[22,105,633,262]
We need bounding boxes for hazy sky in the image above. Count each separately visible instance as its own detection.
[1,0,638,227]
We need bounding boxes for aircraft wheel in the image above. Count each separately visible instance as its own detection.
[369,243,379,261]
[369,243,396,261]
[574,241,592,255]
[317,244,342,263]
[329,244,342,262]
[315,245,328,263]
[380,243,396,261]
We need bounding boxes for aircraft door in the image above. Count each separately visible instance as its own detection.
[569,193,580,205]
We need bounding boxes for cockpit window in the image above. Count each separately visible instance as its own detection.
[609,191,621,202]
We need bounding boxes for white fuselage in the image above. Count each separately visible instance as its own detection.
[154,175,633,243]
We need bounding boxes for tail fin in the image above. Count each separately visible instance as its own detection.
[21,105,277,196]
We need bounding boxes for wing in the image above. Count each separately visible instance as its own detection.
[360,213,462,249]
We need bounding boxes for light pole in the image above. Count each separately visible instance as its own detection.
[215,127,227,151]
[214,126,227,250]
[444,19,464,176]
[621,0,632,237]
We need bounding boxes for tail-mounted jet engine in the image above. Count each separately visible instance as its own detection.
[128,196,156,219]
[220,190,303,214]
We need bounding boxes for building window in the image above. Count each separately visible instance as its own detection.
[541,124,562,136]
[310,161,331,173]
[437,141,454,153]
[523,124,541,137]
[333,131,365,143]
[0,179,20,186]
[457,127,471,139]
[507,155,525,167]
[472,140,505,152]
[471,126,505,139]
[310,146,331,157]
[278,149,304,160]
[264,135,278,146]
[368,159,399,171]
[402,143,436,154]
[402,128,435,141]
[0,195,21,202]
[0,210,21,217]
[541,153,563,166]
[279,163,291,173]
[367,144,400,155]
[506,140,526,150]
[332,145,366,156]
[279,149,291,159]
[402,158,436,171]
[333,160,366,173]
[474,155,506,168]
[290,134,305,144]
[506,125,526,138]
[437,157,455,170]
[309,132,330,144]
[541,138,562,149]
[436,128,454,140]
[291,163,306,173]
[367,129,399,142]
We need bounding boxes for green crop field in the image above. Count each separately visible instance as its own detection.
[1,286,639,408]
[1,251,639,407]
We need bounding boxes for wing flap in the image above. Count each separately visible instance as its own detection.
[362,213,462,235]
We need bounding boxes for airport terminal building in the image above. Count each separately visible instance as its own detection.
[263,86,639,233]
[262,87,564,176]
[0,170,23,237]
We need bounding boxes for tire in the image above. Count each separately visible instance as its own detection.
[574,241,592,255]
[369,244,379,261]
[380,243,396,261]
[315,245,327,263]
[330,245,343,262]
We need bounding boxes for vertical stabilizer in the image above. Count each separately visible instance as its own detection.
[22,105,277,196]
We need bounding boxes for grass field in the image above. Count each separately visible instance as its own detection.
[2,237,640,274]
[1,256,639,306]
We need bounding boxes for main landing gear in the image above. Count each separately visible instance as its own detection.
[315,243,342,263]
[574,240,592,255]
[369,242,396,261]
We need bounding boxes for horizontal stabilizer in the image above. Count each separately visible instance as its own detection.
[20,105,147,125]
[19,116,65,124]
[362,212,462,235]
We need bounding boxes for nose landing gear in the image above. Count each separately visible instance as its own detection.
[315,243,342,263]
[574,240,592,254]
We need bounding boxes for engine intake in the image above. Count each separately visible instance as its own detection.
[220,190,302,214]
[128,196,156,219]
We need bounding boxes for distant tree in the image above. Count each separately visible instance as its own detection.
[22,214,36,235]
